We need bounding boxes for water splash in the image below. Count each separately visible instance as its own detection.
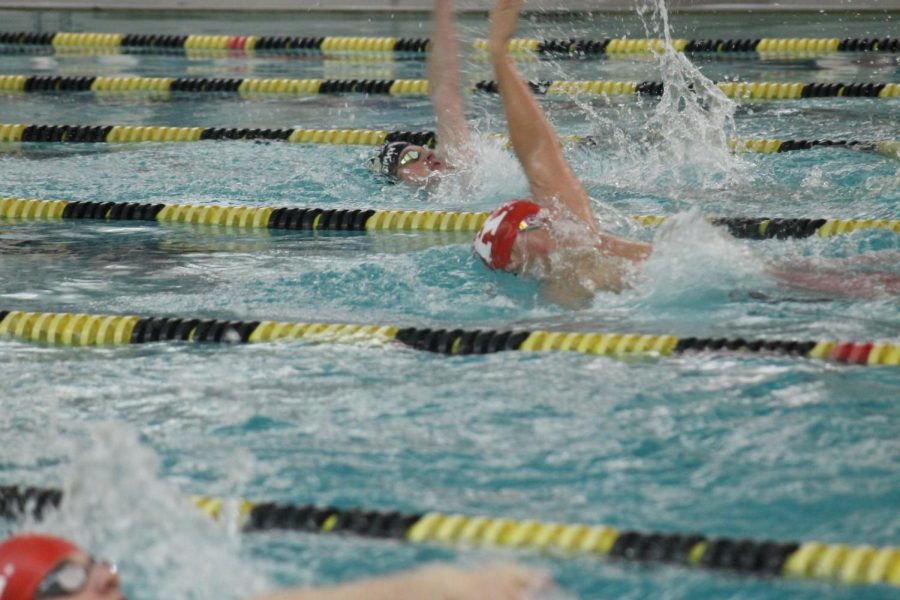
[637,13,746,202]
[635,209,769,309]
[433,130,529,208]
[564,0,750,206]
[21,423,270,600]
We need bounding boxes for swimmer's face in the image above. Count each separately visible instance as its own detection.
[506,222,554,273]
[394,145,444,184]
[38,550,127,600]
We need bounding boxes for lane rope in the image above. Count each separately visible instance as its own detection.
[1,197,896,239]
[1,123,897,159]
[0,31,896,56]
[0,308,896,366]
[0,485,897,587]
[0,32,428,54]
[0,74,897,100]
[475,36,900,55]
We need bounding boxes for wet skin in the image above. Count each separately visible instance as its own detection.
[506,226,554,273]
[394,145,445,184]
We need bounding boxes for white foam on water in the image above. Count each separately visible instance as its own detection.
[96,55,141,68]
[433,130,530,207]
[22,424,270,600]
[28,57,58,71]
[635,209,769,307]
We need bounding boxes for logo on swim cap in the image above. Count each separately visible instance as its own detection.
[368,141,412,178]
[473,200,541,270]
[0,534,79,600]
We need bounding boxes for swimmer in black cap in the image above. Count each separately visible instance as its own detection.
[370,0,470,185]
[369,140,445,184]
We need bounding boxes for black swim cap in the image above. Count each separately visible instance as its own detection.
[369,141,413,178]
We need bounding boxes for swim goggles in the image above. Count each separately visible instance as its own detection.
[397,148,421,169]
[35,556,115,599]
[518,215,545,233]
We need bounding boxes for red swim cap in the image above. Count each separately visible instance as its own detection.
[0,534,79,600]
[473,200,541,270]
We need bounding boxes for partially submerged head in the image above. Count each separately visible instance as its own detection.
[370,141,444,185]
[0,534,124,600]
[473,200,553,273]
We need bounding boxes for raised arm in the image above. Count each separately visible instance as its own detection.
[488,0,596,229]
[428,0,471,166]
[251,563,546,600]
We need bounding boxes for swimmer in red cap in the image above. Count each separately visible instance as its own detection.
[370,0,470,185]
[0,534,124,600]
[473,1,652,306]
[1,534,545,600]
[475,0,900,306]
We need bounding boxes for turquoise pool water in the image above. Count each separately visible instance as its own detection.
[0,7,898,600]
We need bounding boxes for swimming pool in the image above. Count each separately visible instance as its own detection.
[0,5,898,599]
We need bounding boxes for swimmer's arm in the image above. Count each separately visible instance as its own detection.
[598,232,653,262]
[250,563,544,600]
[249,573,415,600]
[429,0,471,167]
[488,0,595,229]
[767,260,900,298]
[539,254,632,308]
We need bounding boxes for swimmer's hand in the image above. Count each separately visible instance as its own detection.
[489,0,524,55]
[251,562,553,600]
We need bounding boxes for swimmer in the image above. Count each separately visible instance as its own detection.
[369,0,471,185]
[0,534,547,600]
[368,0,653,305]
[471,0,652,307]
[0,534,124,600]
[474,0,899,307]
